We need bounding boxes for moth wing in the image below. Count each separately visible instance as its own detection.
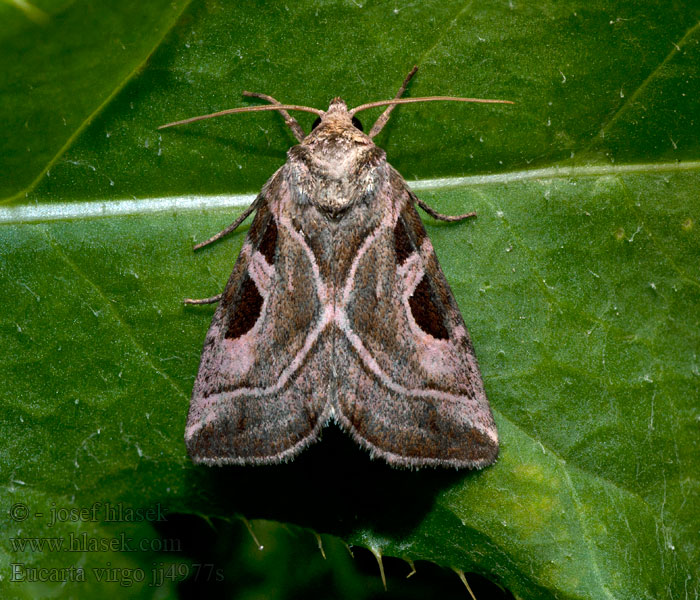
[335,174,498,468]
[185,177,332,465]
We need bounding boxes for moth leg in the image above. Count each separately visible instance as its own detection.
[243,91,306,142]
[368,65,419,138]
[415,196,476,222]
[193,199,259,250]
[183,294,222,305]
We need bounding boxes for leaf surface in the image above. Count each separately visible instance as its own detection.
[1,1,698,598]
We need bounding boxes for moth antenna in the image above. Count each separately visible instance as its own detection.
[158,104,323,130]
[368,65,419,138]
[242,91,306,142]
[350,96,514,117]
[183,294,222,305]
[415,196,476,222]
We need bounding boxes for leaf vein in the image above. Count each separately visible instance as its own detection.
[592,19,700,147]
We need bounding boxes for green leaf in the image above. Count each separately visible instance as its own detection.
[1,1,698,599]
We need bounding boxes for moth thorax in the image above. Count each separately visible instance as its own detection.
[313,177,359,218]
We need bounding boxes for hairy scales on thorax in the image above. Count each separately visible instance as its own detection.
[287,99,387,218]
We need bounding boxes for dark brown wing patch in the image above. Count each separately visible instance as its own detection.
[395,203,450,340]
[220,203,278,341]
[258,217,278,264]
[408,275,449,339]
[225,274,263,340]
[393,217,412,265]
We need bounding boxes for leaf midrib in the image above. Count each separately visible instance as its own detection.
[1,161,698,224]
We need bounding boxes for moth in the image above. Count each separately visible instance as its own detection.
[160,67,512,468]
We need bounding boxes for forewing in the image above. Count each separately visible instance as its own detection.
[335,172,498,468]
[185,174,331,465]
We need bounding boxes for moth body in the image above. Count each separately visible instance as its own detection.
[181,85,500,469]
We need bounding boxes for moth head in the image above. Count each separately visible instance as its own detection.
[309,98,365,138]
